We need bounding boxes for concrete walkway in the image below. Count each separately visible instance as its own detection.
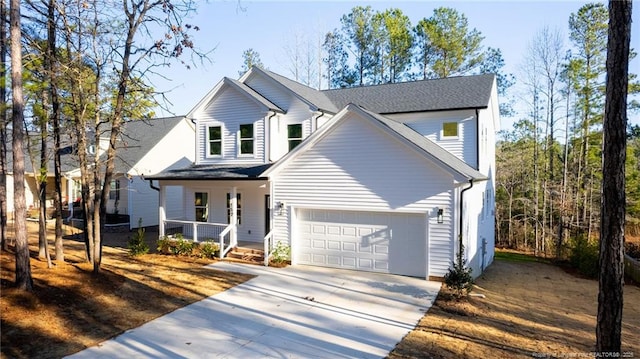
[68,263,441,358]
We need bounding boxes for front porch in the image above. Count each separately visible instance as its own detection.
[153,170,277,264]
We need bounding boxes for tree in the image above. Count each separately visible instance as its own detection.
[341,5,375,86]
[596,0,631,353]
[239,48,263,76]
[0,0,8,252]
[322,30,354,89]
[379,8,413,83]
[413,7,484,79]
[11,0,34,291]
[480,47,515,117]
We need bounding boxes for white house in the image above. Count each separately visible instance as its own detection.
[148,67,499,279]
[5,116,195,231]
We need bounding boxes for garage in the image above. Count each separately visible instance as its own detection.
[295,208,427,277]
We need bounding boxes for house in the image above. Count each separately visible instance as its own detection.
[5,116,195,231]
[148,67,499,279]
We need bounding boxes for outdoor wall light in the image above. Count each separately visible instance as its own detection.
[437,208,444,224]
[275,201,285,216]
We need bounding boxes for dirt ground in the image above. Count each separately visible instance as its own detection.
[1,222,253,359]
[3,224,639,359]
[388,252,640,358]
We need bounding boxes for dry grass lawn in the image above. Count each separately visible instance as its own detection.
[388,251,640,358]
[1,222,253,359]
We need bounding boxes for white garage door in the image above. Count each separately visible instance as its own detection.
[296,209,427,277]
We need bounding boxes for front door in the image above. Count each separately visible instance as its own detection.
[264,195,271,235]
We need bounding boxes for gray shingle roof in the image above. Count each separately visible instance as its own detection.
[114,116,186,173]
[146,163,272,180]
[257,68,339,113]
[225,77,284,113]
[323,74,495,114]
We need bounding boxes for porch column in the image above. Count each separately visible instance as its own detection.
[158,182,166,238]
[230,186,237,245]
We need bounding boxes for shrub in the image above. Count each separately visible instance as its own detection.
[175,237,196,256]
[569,235,599,278]
[199,241,220,258]
[157,236,174,254]
[128,219,149,256]
[271,241,290,264]
[444,260,474,299]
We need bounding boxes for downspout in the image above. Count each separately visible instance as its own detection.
[475,108,480,170]
[142,174,159,192]
[458,179,474,264]
[266,111,277,162]
[312,109,325,132]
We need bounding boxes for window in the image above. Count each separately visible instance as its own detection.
[287,124,303,151]
[109,180,120,200]
[239,124,254,155]
[227,193,242,225]
[207,126,222,156]
[442,122,458,138]
[195,192,208,222]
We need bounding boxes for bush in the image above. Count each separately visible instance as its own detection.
[198,241,220,258]
[128,219,149,256]
[157,236,175,254]
[569,235,599,278]
[174,237,196,256]
[271,241,290,264]
[444,260,474,299]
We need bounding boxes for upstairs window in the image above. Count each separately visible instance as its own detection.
[442,122,458,138]
[207,126,222,156]
[195,192,208,222]
[287,124,303,151]
[239,124,254,155]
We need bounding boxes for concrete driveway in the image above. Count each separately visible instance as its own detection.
[68,262,441,358]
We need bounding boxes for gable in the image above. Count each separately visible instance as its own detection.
[272,112,455,210]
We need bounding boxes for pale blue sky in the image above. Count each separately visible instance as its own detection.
[151,1,640,127]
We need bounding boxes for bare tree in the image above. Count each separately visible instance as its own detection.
[596,0,632,353]
[0,0,8,252]
[11,0,34,291]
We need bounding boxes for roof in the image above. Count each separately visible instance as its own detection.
[146,163,273,180]
[225,77,284,113]
[251,68,340,113]
[5,132,80,174]
[114,116,187,173]
[322,74,495,114]
[262,103,486,182]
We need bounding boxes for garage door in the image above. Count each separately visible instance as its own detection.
[296,209,427,277]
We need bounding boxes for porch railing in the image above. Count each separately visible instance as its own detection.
[219,224,236,258]
[263,230,274,266]
[163,219,229,242]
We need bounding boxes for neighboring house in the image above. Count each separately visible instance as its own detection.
[5,116,195,230]
[148,67,499,279]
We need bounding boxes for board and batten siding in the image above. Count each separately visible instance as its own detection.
[194,86,267,164]
[389,110,478,169]
[271,113,458,277]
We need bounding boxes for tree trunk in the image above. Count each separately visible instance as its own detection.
[48,0,64,263]
[0,0,7,252]
[596,0,631,353]
[10,0,33,291]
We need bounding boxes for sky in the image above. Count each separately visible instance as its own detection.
[150,1,640,127]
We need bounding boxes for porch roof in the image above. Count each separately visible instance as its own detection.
[145,163,273,180]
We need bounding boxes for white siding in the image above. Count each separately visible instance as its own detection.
[195,86,267,165]
[269,100,313,161]
[271,113,458,277]
[389,110,478,169]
